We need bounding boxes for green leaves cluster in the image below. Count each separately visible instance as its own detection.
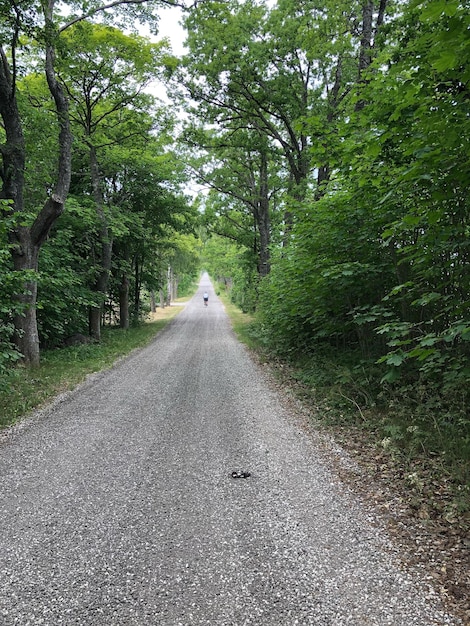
[0,205,24,382]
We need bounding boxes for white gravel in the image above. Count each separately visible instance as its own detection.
[0,273,461,625]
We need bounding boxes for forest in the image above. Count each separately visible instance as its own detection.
[1,0,469,518]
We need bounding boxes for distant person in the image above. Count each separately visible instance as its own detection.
[203,291,209,306]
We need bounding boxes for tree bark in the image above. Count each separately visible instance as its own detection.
[11,242,40,366]
[356,0,388,111]
[315,56,344,199]
[257,150,271,277]
[167,265,173,305]
[358,0,374,78]
[0,49,25,215]
[119,274,129,330]
[0,17,72,366]
[133,253,142,318]
[88,144,113,341]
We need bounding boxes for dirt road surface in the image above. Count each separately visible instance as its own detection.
[0,274,460,625]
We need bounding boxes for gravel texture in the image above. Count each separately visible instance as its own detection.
[0,274,461,625]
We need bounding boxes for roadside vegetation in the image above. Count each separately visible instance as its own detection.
[0,302,188,429]
[218,283,469,622]
[219,283,469,524]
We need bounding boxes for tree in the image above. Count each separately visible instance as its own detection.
[57,21,171,339]
[36,197,100,346]
[182,124,283,278]
[0,0,72,365]
[176,0,392,305]
[0,0,190,365]
[179,0,316,212]
[255,0,469,448]
[105,140,195,323]
[351,0,470,391]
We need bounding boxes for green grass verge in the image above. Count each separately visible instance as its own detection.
[217,289,257,350]
[0,307,182,429]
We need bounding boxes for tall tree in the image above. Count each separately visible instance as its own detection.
[0,0,186,364]
[256,0,469,418]
[352,0,470,385]
[105,138,194,324]
[179,0,316,208]
[183,124,282,277]
[58,22,169,339]
[1,0,72,365]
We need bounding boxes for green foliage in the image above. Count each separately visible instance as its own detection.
[227,263,258,313]
[169,233,202,296]
[37,198,102,347]
[201,234,240,283]
[0,205,29,381]
[345,0,470,401]
[257,190,396,356]
[18,75,60,210]
[216,288,257,350]
[0,312,181,428]
[0,0,202,369]
[202,232,258,312]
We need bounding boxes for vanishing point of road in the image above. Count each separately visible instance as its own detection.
[0,274,459,625]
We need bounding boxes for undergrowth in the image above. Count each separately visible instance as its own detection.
[0,308,180,429]
[285,349,470,525]
[217,289,257,350]
[220,288,470,527]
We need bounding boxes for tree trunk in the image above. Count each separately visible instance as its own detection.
[119,274,129,330]
[11,239,40,366]
[133,254,142,319]
[356,0,388,111]
[167,265,172,305]
[358,0,374,78]
[0,51,26,214]
[257,150,271,277]
[88,144,113,341]
[315,56,343,199]
[0,28,72,366]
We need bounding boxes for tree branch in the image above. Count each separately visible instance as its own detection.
[60,0,189,32]
[31,32,72,248]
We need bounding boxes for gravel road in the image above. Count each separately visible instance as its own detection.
[0,274,460,625]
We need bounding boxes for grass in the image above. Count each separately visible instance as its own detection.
[0,304,183,429]
[216,289,257,349]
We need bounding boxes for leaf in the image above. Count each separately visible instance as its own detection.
[379,352,406,367]
[408,347,439,361]
[412,292,442,307]
[432,50,458,72]
[419,335,440,347]
[379,189,395,205]
[380,368,402,383]
[443,324,470,342]
[420,1,447,21]
[462,328,470,341]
